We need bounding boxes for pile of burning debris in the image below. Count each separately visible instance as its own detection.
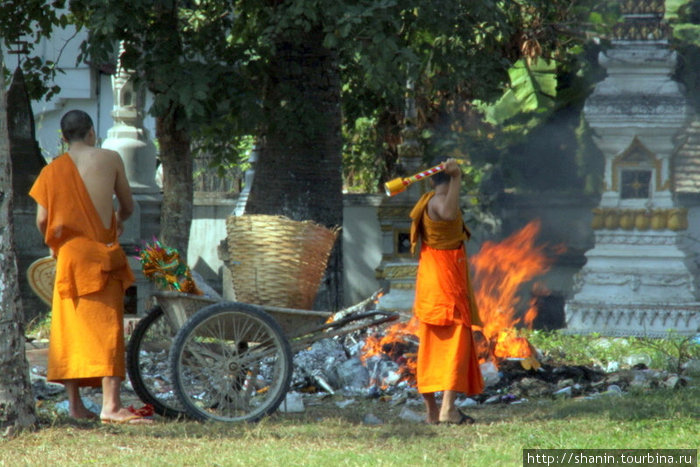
[290,329,694,407]
[284,220,696,415]
[284,318,697,422]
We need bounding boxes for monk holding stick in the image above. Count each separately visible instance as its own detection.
[30,110,151,424]
[409,157,484,424]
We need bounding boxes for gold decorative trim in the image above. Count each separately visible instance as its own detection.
[612,21,669,41]
[378,205,412,220]
[619,0,665,15]
[383,264,418,279]
[390,283,416,290]
[591,208,687,231]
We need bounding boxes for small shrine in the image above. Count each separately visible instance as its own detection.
[375,82,426,313]
[565,0,699,336]
[101,44,162,314]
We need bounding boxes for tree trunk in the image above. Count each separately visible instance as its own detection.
[147,3,193,258]
[156,105,193,258]
[0,50,37,436]
[245,27,344,310]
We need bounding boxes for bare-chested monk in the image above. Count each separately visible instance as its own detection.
[30,110,151,424]
[410,157,484,424]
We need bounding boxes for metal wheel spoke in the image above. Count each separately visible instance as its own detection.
[171,304,292,423]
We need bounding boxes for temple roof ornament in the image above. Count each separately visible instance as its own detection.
[619,0,664,15]
[375,80,425,312]
[613,0,669,42]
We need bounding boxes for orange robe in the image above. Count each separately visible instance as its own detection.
[410,192,484,395]
[29,153,134,387]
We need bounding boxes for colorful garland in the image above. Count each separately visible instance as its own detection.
[138,239,202,295]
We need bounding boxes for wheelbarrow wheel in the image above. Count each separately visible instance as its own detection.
[169,302,293,423]
[126,305,185,418]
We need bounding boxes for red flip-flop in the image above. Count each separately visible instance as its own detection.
[126,404,155,417]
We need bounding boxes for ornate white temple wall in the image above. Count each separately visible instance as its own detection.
[565,2,699,337]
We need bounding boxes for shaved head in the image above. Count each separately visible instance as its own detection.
[60,110,94,143]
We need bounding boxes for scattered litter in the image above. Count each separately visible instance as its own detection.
[31,375,64,399]
[480,361,501,387]
[54,398,100,416]
[335,399,356,409]
[398,406,424,423]
[278,391,305,413]
[363,413,383,425]
[456,398,478,408]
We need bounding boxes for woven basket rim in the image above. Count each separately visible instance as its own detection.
[27,256,56,306]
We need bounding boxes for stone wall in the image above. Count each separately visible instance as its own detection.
[341,194,383,305]
[188,194,237,295]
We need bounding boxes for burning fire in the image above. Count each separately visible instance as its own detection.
[360,317,419,387]
[362,220,558,384]
[471,220,553,363]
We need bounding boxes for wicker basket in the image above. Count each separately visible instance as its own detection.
[225,215,339,309]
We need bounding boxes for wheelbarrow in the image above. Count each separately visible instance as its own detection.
[126,289,397,423]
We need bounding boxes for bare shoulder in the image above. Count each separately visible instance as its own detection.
[427,193,446,220]
[96,147,121,159]
[95,148,123,166]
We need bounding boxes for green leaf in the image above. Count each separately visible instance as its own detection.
[673,24,700,46]
[323,32,338,49]
[479,59,558,125]
[588,12,603,25]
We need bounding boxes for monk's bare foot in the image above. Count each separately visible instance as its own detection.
[70,408,98,420]
[423,395,440,424]
[439,408,475,425]
[100,408,154,425]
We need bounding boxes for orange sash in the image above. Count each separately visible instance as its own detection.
[29,154,134,298]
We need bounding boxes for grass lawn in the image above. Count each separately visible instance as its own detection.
[0,384,697,466]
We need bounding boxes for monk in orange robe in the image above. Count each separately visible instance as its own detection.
[30,110,150,424]
[410,158,484,424]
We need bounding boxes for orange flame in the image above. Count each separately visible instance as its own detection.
[361,317,419,387]
[470,220,553,365]
[361,317,418,363]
